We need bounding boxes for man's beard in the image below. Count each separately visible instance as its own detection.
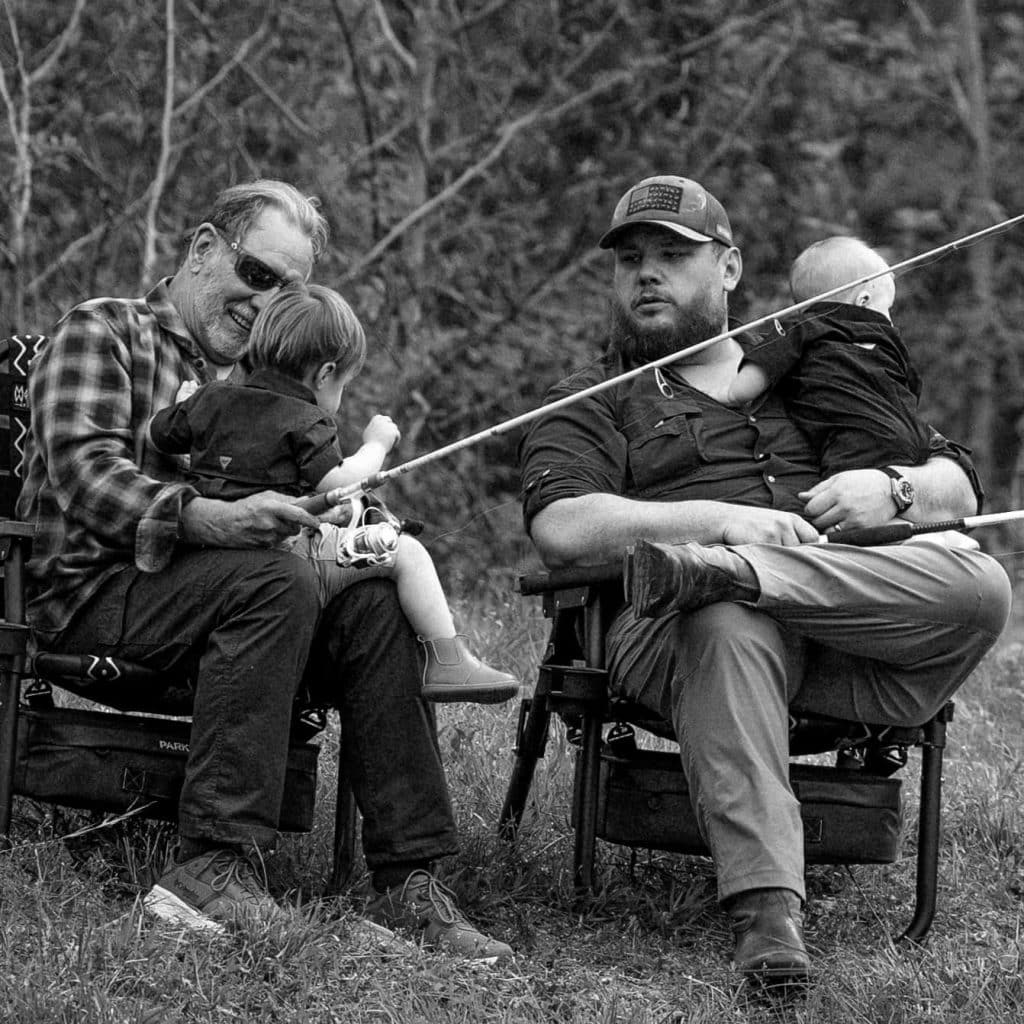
[608,300,724,366]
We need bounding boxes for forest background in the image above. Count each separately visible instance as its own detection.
[3,0,1023,588]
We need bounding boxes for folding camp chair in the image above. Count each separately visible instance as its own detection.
[0,334,358,890]
[500,563,953,942]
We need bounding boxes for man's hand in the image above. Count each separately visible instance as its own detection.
[181,492,321,548]
[720,506,821,546]
[799,469,895,532]
[318,495,362,528]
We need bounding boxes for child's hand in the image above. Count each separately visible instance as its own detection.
[363,414,401,451]
[176,380,199,403]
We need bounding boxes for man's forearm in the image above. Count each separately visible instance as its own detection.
[897,456,979,522]
[529,495,717,566]
[528,495,778,567]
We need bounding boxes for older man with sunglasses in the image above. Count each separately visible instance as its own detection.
[17,180,512,960]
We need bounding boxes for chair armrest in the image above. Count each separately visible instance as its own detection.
[518,562,622,595]
[0,519,33,541]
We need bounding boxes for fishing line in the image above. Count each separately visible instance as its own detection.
[333,212,1024,546]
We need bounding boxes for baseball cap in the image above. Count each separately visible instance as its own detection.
[598,175,734,249]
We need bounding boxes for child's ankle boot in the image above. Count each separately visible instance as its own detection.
[419,635,520,704]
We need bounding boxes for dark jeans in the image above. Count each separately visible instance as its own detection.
[43,548,458,867]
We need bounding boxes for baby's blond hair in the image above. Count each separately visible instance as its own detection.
[789,236,890,304]
[248,282,366,381]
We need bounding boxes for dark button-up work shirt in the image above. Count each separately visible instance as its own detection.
[742,302,933,476]
[149,368,343,501]
[519,342,979,534]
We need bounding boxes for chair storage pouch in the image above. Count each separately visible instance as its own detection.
[590,748,903,865]
[13,705,319,833]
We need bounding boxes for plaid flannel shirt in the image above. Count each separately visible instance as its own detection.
[16,280,217,636]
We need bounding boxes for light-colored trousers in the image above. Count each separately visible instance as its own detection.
[606,542,1011,902]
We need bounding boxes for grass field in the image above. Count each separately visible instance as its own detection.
[2,585,1024,1023]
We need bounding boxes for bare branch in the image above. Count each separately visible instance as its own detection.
[330,0,385,236]
[0,14,23,152]
[905,0,974,138]
[342,63,655,281]
[675,0,793,61]
[698,31,796,172]
[373,0,417,73]
[142,0,177,289]
[172,21,270,119]
[27,195,150,297]
[28,0,87,85]
[340,114,413,172]
[1,2,32,325]
[448,0,509,35]
[237,63,316,138]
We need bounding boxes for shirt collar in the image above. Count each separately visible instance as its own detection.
[807,300,891,326]
[244,366,318,404]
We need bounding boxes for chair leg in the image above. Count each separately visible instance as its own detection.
[329,767,359,893]
[0,668,19,837]
[900,711,948,943]
[498,694,552,841]
[572,711,603,893]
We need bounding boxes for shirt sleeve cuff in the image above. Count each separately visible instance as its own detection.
[135,484,200,572]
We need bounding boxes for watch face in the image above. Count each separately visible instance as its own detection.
[893,478,914,508]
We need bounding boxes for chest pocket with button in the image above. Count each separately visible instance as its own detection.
[621,399,709,496]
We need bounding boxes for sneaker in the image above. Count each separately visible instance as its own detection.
[143,847,288,934]
[364,870,513,963]
[419,635,520,705]
[346,915,420,954]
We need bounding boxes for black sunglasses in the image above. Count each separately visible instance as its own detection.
[212,227,287,291]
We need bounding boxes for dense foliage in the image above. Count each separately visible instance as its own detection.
[3,0,1022,577]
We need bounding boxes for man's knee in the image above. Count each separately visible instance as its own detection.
[326,576,404,626]
[235,549,321,622]
[969,552,1012,637]
[674,603,793,666]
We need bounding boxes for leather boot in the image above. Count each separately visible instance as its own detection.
[419,635,520,705]
[623,540,760,618]
[728,888,811,984]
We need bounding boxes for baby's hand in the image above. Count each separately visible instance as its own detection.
[363,414,401,451]
[176,379,199,403]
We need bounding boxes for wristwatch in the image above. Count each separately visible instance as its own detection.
[880,466,915,514]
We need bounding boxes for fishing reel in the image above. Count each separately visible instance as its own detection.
[332,493,423,569]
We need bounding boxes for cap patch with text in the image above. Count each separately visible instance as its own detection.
[599,175,733,249]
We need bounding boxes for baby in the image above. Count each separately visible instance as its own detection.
[719,236,932,484]
[149,282,518,705]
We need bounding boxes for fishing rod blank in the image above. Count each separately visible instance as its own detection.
[309,211,1024,511]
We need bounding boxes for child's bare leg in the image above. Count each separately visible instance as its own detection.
[392,535,519,705]
[390,535,457,638]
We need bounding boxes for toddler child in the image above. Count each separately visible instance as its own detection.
[717,236,932,482]
[149,282,518,705]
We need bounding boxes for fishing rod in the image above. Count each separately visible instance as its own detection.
[820,510,1024,548]
[301,210,1024,517]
